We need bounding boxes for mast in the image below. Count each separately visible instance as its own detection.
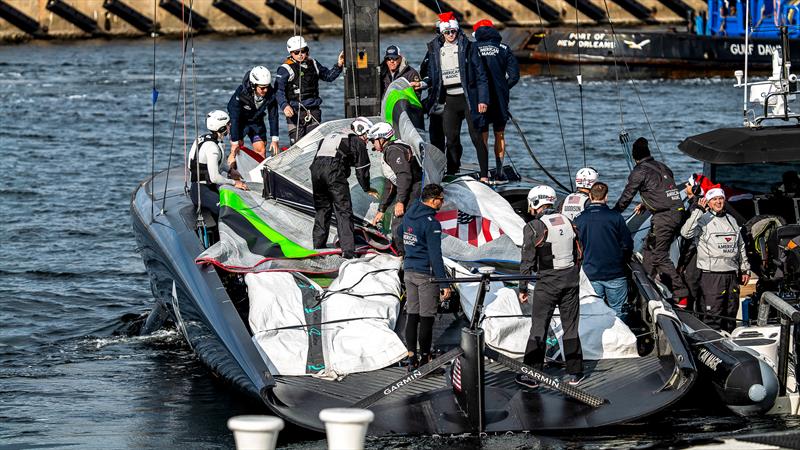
[342,0,381,118]
[743,0,750,126]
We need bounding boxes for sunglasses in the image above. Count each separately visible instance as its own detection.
[443,30,457,36]
[291,49,308,55]
[434,196,444,201]
[385,57,400,61]
[255,84,269,90]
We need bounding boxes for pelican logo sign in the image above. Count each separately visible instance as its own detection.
[624,39,651,50]
[384,370,422,395]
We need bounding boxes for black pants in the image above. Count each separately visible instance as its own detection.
[310,157,355,256]
[524,266,583,375]
[429,114,445,156]
[644,210,688,298]
[390,181,422,255]
[287,107,322,145]
[700,271,740,332]
[189,183,220,218]
[442,94,489,178]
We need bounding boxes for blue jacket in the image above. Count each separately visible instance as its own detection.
[474,27,520,123]
[402,201,448,285]
[227,70,279,142]
[419,31,490,129]
[574,203,633,281]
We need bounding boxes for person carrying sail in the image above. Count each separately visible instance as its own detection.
[188,110,248,218]
[472,19,520,182]
[558,167,598,221]
[613,137,689,305]
[310,117,379,259]
[680,187,750,332]
[367,122,423,254]
[419,12,490,180]
[275,35,345,144]
[227,66,280,159]
[517,185,584,388]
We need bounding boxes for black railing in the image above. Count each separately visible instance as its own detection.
[757,291,800,396]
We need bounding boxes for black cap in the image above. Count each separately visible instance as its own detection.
[384,45,400,60]
[632,137,651,160]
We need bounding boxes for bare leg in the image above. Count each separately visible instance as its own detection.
[494,131,505,179]
[252,140,267,158]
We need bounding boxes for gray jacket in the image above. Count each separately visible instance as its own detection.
[680,208,750,273]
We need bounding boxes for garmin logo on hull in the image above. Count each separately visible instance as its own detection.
[384,370,422,395]
[521,365,559,389]
[697,348,722,371]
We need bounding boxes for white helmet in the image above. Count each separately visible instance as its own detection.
[367,122,394,140]
[206,110,230,133]
[286,35,308,53]
[575,167,598,189]
[351,117,374,136]
[527,185,557,210]
[249,66,271,86]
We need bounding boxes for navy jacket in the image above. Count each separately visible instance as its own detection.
[227,70,279,142]
[419,31,490,129]
[402,201,448,285]
[474,27,520,123]
[274,57,342,111]
[574,203,633,281]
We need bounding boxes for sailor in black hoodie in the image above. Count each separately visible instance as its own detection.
[473,20,520,180]
[227,66,280,159]
[401,184,452,368]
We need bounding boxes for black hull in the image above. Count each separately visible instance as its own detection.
[507,28,800,78]
[131,167,698,435]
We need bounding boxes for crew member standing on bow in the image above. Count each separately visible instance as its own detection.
[227,66,280,159]
[680,187,750,332]
[517,185,584,388]
[367,122,423,254]
[558,167,598,221]
[310,117,379,259]
[472,19,519,181]
[188,110,248,218]
[613,137,688,304]
[419,12,490,180]
[275,35,344,144]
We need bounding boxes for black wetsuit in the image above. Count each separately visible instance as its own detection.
[379,141,423,254]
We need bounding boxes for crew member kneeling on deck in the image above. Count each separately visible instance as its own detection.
[517,185,584,388]
[680,187,750,332]
[368,122,423,255]
[310,117,379,259]
[401,184,452,369]
[227,66,280,159]
[275,35,344,144]
[188,110,248,217]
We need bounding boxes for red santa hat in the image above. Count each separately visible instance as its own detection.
[437,12,459,33]
[705,185,726,201]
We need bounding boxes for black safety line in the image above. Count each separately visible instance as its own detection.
[508,113,572,193]
[484,347,606,408]
[352,346,464,408]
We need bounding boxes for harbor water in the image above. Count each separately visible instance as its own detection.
[1,32,798,449]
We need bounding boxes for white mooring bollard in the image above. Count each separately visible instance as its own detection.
[227,415,285,450]
[319,408,375,450]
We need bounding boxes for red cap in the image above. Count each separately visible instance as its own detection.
[473,19,494,31]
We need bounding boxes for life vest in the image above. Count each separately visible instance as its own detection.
[560,192,589,221]
[535,213,578,270]
[380,141,419,185]
[315,130,351,159]
[281,58,320,104]
[189,133,222,189]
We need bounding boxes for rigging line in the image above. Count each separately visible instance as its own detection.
[534,0,574,190]
[161,0,193,213]
[509,114,572,192]
[150,0,158,223]
[574,0,586,167]
[600,0,663,160]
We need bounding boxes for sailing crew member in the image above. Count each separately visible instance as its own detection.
[401,184,452,369]
[188,110,248,217]
[575,182,633,322]
[367,122,423,254]
[419,12,490,180]
[275,35,344,144]
[517,185,584,388]
[227,66,280,159]
[310,117,379,259]
[558,167,598,221]
[472,19,520,181]
[379,45,421,96]
[680,187,750,332]
[613,137,689,304]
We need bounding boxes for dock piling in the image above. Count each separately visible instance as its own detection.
[319,408,374,450]
[227,415,284,450]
